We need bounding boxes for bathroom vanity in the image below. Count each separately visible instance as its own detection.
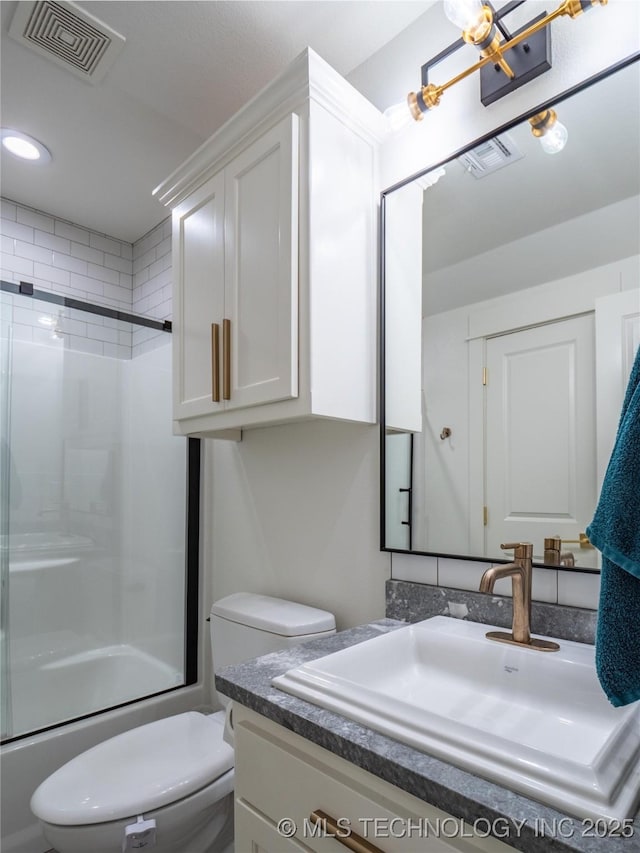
[233,703,510,852]
[217,620,640,853]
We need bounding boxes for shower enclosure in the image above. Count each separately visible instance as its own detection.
[0,282,198,742]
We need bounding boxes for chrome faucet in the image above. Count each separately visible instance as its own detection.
[479,542,560,652]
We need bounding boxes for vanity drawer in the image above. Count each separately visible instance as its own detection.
[235,799,314,852]
[233,705,513,853]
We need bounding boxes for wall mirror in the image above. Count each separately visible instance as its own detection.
[382,55,640,573]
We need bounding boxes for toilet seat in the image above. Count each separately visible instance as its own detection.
[31,712,233,826]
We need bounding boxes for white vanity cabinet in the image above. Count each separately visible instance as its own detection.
[154,48,385,438]
[233,705,514,853]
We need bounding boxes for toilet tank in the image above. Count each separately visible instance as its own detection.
[209,593,336,684]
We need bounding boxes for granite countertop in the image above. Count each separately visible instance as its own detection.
[216,619,640,853]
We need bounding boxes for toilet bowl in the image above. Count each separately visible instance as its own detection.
[30,593,336,853]
[32,711,234,853]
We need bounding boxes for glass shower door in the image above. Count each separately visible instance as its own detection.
[1,288,193,741]
[1,289,13,739]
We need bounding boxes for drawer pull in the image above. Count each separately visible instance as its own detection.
[309,811,384,853]
[223,318,231,400]
[211,323,220,402]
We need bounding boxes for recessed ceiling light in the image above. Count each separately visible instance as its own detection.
[1,128,51,163]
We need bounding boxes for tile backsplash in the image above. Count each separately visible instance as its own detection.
[1,198,171,358]
[391,551,601,611]
[386,579,597,645]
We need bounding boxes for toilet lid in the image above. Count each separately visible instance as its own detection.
[31,712,234,826]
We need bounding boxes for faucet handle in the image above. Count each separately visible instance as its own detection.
[500,542,533,559]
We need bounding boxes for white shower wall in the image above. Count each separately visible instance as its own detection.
[0,198,171,357]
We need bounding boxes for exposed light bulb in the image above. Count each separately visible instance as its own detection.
[539,119,568,155]
[529,110,569,156]
[443,0,485,31]
[383,99,414,132]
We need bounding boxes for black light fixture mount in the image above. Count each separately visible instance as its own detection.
[391,0,607,127]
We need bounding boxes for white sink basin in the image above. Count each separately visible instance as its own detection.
[273,616,640,821]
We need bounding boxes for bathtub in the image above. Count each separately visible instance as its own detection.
[10,644,184,737]
[1,649,207,853]
[3,532,95,553]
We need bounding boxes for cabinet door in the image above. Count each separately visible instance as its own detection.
[235,800,313,852]
[224,114,299,410]
[235,706,513,853]
[173,171,226,420]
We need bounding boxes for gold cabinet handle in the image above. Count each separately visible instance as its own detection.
[223,318,231,400]
[308,811,384,853]
[211,323,220,402]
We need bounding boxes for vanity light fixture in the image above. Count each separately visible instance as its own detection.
[384,0,607,129]
[1,128,52,163]
[528,108,569,153]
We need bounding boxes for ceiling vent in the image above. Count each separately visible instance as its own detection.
[457,133,524,179]
[9,1,126,84]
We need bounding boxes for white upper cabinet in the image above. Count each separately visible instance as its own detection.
[223,117,299,412]
[171,116,298,424]
[172,171,226,420]
[154,48,386,438]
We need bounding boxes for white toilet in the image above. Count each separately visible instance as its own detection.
[30,593,336,853]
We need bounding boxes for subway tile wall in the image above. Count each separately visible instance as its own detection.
[0,198,171,358]
[132,216,172,357]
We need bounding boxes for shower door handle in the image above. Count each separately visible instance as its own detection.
[211,323,220,402]
[223,319,231,401]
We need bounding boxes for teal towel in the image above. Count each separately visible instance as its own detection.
[587,344,640,707]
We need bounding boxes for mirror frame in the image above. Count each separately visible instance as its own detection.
[380,51,640,574]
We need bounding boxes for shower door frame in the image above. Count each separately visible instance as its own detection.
[0,279,201,744]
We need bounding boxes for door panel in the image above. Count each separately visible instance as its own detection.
[484,315,596,562]
[224,114,299,410]
[174,172,225,419]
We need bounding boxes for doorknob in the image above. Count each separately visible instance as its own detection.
[546,532,594,550]
[562,532,594,549]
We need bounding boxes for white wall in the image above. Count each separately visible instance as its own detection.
[205,419,387,631]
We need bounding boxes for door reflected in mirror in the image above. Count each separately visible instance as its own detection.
[383,57,640,572]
